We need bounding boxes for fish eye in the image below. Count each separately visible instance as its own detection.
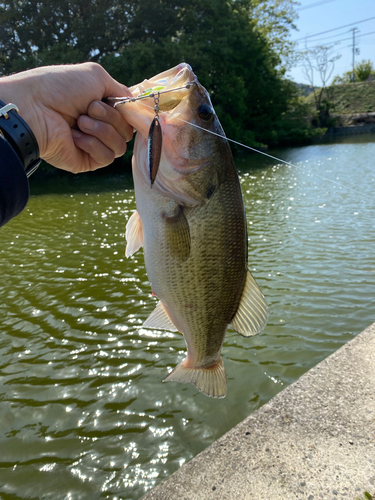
[198,104,213,121]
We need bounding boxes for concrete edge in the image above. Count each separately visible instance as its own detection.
[142,323,375,499]
[325,124,375,136]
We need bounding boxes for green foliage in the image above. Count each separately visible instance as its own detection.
[304,80,375,115]
[267,91,327,146]
[100,0,298,146]
[251,0,298,73]
[0,0,301,148]
[356,492,374,500]
[333,59,375,84]
[355,60,375,82]
[0,0,135,73]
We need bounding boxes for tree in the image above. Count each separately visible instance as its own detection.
[103,0,298,145]
[0,0,137,75]
[0,0,299,147]
[251,0,298,73]
[300,44,340,127]
[332,59,375,84]
[354,59,374,82]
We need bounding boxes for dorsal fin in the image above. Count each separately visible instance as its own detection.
[230,270,268,337]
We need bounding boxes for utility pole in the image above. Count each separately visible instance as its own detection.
[350,27,360,82]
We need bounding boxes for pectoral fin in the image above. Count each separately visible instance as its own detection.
[125,210,143,257]
[164,357,227,399]
[230,270,268,337]
[164,206,190,261]
[143,302,178,332]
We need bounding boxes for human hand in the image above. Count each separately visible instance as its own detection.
[0,62,133,172]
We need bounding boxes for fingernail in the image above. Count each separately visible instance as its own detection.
[71,129,82,138]
[90,101,106,118]
[80,115,98,131]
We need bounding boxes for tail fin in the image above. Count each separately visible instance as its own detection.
[163,358,227,398]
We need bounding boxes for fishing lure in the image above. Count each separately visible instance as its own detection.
[148,92,162,186]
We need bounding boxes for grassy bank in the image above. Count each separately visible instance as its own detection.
[304,80,375,115]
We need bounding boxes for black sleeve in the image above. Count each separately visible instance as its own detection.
[0,135,29,228]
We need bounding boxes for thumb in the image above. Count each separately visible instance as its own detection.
[102,73,133,100]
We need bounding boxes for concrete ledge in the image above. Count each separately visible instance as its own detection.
[142,323,375,499]
[325,124,375,136]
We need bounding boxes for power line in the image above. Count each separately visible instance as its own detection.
[294,16,375,42]
[295,30,375,52]
[296,0,337,12]
[299,29,357,45]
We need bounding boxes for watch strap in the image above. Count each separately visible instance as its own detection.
[0,99,41,177]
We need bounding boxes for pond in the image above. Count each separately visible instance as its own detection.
[0,134,374,499]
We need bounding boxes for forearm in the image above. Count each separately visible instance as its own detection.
[0,67,63,157]
[0,69,41,119]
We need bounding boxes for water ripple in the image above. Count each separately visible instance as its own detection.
[0,137,375,498]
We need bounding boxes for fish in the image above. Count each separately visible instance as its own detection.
[118,63,268,398]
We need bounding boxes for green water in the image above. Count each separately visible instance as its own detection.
[0,135,374,499]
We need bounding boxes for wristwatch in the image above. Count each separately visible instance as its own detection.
[0,99,41,177]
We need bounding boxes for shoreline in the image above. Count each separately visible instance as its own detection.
[142,323,375,499]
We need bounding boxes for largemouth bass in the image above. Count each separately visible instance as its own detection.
[119,63,268,398]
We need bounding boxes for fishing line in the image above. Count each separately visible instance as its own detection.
[176,118,374,202]
[132,100,373,202]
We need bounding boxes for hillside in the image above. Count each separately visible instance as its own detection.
[304,80,375,115]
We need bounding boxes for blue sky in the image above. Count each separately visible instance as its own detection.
[287,0,375,85]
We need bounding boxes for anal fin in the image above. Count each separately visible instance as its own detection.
[230,270,268,337]
[164,357,227,399]
[143,302,178,332]
[125,210,143,257]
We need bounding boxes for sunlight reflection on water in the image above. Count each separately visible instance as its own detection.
[0,136,374,498]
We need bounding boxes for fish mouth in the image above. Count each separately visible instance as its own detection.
[117,64,213,193]
[115,63,198,139]
[130,63,197,112]
[136,64,197,186]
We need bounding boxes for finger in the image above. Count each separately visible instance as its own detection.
[71,129,116,171]
[99,67,133,101]
[88,101,133,142]
[77,115,128,158]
